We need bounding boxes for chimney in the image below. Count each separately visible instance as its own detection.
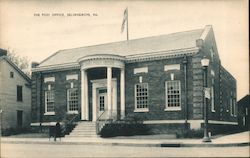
[31,62,39,68]
[0,49,7,57]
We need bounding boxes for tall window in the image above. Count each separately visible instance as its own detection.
[230,98,233,116]
[17,85,23,101]
[165,81,181,110]
[67,88,78,112]
[211,86,215,112]
[135,83,148,110]
[233,98,236,116]
[45,90,55,113]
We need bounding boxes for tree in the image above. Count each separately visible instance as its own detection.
[6,48,31,76]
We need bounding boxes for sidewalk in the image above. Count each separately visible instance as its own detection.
[1,131,249,147]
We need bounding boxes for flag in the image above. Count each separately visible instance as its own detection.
[121,8,128,33]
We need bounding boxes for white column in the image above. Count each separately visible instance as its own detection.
[112,81,117,120]
[85,71,89,120]
[120,68,125,119]
[107,67,112,119]
[81,69,86,120]
[92,85,97,122]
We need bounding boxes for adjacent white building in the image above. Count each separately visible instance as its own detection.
[0,49,31,133]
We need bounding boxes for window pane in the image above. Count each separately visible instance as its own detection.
[166,81,181,108]
[135,83,148,109]
[68,89,78,111]
[17,86,23,101]
[45,90,55,112]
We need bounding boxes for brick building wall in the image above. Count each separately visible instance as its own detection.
[125,56,193,120]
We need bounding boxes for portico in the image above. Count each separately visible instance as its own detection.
[78,54,125,122]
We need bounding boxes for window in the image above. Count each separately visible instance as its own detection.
[230,98,233,116]
[67,89,78,112]
[45,90,55,114]
[99,96,105,111]
[233,98,236,117]
[211,86,215,112]
[165,81,181,110]
[10,72,14,78]
[17,85,23,101]
[135,83,148,111]
[210,48,214,62]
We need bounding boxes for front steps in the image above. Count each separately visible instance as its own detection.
[65,121,98,138]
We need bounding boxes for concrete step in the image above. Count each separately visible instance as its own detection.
[65,135,98,138]
[74,126,96,129]
[73,129,96,132]
[65,121,98,138]
[70,131,97,135]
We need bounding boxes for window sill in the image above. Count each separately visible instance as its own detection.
[164,108,181,111]
[67,111,79,114]
[44,112,55,115]
[134,109,149,113]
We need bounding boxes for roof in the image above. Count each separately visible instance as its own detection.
[38,27,206,68]
[238,95,250,107]
[0,56,31,83]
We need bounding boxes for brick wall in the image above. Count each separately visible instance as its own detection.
[31,69,81,123]
[124,56,193,120]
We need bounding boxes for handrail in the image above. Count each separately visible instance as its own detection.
[61,114,79,135]
[96,110,114,134]
[96,110,106,121]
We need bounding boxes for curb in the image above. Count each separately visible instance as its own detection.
[1,140,250,148]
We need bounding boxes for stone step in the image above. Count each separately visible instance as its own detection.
[65,135,98,138]
[74,126,96,129]
[65,121,99,138]
[70,131,96,134]
[75,125,96,128]
[69,134,97,137]
[73,129,96,132]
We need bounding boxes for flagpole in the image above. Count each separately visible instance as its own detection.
[126,8,129,41]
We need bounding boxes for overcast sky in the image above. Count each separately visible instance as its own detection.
[0,0,248,99]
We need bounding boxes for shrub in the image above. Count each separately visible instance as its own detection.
[1,127,31,136]
[176,129,203,138]
[100,122,150,138]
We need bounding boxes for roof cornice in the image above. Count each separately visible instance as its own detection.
[126,47,199,63]
[32,47,199,72]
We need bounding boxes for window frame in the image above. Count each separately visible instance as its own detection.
[44,89,55,115]
[211,86,215,112]
[16,85,23,102]
[134,83,149,112]
[165,80,181,111]
[230,97,233,116]
[67,88,79,114]
[10,71,14,78]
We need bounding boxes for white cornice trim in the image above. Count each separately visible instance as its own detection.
[77,54,125,63]
[32,47,199,72]
[32,62,80,72]
[126,47,199,63]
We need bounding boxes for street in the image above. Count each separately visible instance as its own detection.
[1,143,249,157]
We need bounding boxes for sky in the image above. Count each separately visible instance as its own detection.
[0,0,248,99]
